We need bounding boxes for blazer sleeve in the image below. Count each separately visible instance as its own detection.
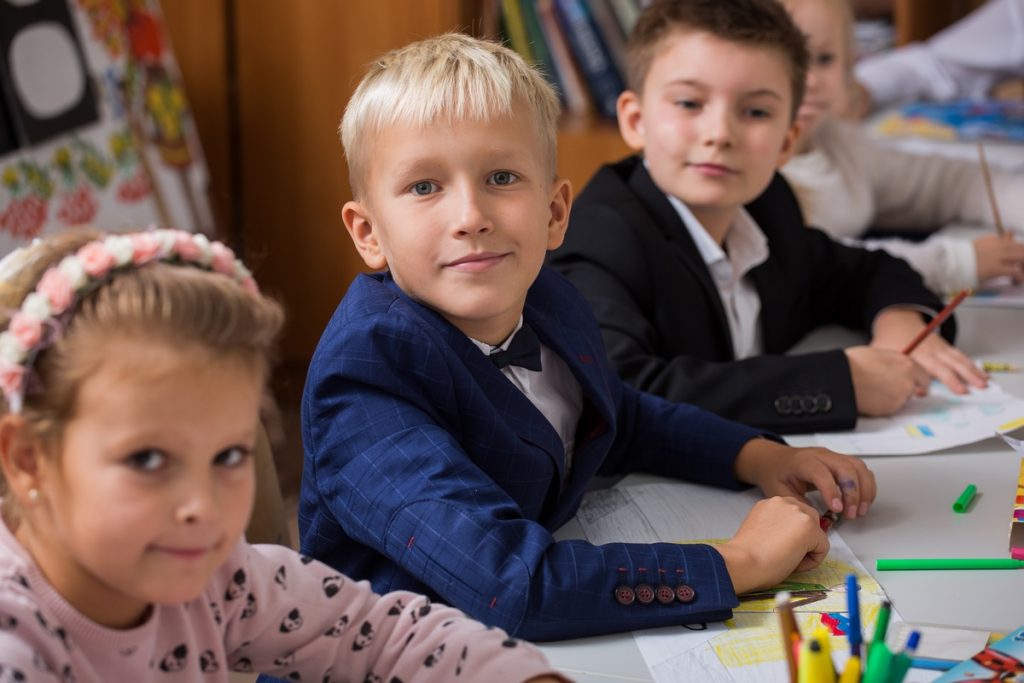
[550,200,859,434]
[303,310,742,641]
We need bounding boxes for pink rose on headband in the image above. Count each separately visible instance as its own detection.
[210,242,236,276]
[37,269,73,315]
[131,233,162,264]
[241,276,259,296]
[0,365,23,402]
[9,313,42,350]
[77,242,115,277]
[173,232,201,261]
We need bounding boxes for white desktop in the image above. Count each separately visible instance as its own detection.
[539,304,1024,683]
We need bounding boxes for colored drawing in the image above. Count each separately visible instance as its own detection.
[573,483,890,682]
[905,424,935,437]
[934,625,1024,682]
[817,382,1024,456]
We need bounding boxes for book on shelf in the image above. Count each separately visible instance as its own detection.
[532,0,593,116]
[501,0,535,64]
[551,0,626,119]
[519,0,564,105]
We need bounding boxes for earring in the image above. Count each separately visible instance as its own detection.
[26,488,38,503]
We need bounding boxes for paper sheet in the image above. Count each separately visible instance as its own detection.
[814,382,1024,456]
[575,482,906,682]
[961,279,1024,309]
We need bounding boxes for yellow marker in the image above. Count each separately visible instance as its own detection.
[838,655,861,683]
[984,361,1022,373]
[798,633,837,683]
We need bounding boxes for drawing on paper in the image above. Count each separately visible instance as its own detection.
[816,382,1024,456]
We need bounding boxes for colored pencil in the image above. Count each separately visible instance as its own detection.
[977,142,1007,237]
[901,288,970,355]
[776,591,801,683]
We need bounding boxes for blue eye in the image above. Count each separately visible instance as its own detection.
[410,181,438,196]
[746,108,772,119]
[125,450,166,472]
[815,52,836,68]
[215,447,250,468]
[489,171,519,185]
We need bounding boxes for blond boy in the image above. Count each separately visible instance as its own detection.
[301,32,874,640]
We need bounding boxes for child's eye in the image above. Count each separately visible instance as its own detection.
[214,447,251,468]
[409,181,438,196]
[488,171,519,186]
[814,52,836,68]
[125,450,167,472]
[745,108,772,120]
[675,99,701,111]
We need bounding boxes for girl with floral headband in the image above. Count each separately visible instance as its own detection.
[0,228,565,683]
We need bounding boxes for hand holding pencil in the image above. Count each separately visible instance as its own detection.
[870,306,987,397]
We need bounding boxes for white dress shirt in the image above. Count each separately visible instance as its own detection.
[469,317,583,474]
[665,194,770,359]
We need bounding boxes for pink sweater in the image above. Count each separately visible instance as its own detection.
[0,520,564,682]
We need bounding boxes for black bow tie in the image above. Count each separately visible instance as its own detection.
[488,323,543,372]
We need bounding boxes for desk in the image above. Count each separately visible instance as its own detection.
[539,305,1024,682]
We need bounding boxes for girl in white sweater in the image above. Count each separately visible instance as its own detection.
[780,0,1024,294]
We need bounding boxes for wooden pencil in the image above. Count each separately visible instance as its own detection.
[977,142,1007,237]
[902,288,971,355]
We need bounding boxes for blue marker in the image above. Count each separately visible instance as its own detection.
[909,657,956,671]
[846,574,862,658]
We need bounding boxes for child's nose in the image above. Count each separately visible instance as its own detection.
[176,478,217,525]
[700,106,733,147]
[452,186,493,236]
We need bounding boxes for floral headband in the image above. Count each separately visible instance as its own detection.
[0,229,259,414]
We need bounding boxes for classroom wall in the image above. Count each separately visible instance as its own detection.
[164,1,474,367]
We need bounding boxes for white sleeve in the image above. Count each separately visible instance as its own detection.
[857,135,1015,232]
[856,0,1024,108]
[856,234,977,293]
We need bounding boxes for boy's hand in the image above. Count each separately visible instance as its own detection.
[974,233,1024,283]
[844,345,929,415]
[871,308,987,395]
[716,496,829,595]
[734,438,876,519]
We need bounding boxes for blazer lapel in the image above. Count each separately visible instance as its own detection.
[383,276,568,479]
[626,161,733,346]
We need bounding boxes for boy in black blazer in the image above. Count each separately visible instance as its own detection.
[548,0,986,434]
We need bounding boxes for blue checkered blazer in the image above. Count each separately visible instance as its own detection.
[299,267,772,641]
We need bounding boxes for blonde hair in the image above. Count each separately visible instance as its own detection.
[781,0,856,82]
[340,32,562,198]
[0,229,284,501]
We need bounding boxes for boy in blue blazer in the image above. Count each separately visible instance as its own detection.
[300,32,874,641]
[548,0,987,435]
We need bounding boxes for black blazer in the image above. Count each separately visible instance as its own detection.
[548,156,953,434]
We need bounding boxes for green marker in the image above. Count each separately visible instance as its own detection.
[952,484,977,513]
[877,558,1024,570]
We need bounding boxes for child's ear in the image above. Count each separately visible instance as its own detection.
[616,90,647,151]
[546,177,573,251]
[0,415,46,508]
[342,200,388,270]
[775,119,802,168]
